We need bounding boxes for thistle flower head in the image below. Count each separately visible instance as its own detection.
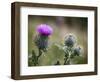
[64,34,76,47]
[35,24,53,51]
[37,24,53,36]
[73,46,82,56]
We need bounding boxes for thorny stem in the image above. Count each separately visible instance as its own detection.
[64,51,71,65]
[36,48,42,65]
[38,49,42,58]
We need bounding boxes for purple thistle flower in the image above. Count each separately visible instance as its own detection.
[37,24,53,36]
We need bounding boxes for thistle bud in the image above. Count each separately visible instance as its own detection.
[64,34,76,47]
[73,46,82,56]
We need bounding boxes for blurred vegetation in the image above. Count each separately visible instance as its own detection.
[28,15,88,66]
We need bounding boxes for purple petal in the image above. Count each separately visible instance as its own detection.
[37,24,53,36]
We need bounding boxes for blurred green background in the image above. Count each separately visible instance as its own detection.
[28,15,88,66]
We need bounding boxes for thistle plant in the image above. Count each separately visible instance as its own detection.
[31,24,53,66]
[54,34,82,65]
[63,34,82,65]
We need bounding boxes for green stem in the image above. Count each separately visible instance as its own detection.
[36,48,42,65]
[64,51,71,65]
[37,49,42,58]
